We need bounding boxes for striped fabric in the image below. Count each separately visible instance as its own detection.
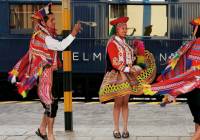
[8,24,57,99]
[144,38,200,100]
[38,67,54,105]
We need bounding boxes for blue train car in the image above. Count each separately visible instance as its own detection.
[0,0,200,100]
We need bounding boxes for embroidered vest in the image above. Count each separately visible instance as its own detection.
[106,36,135,71]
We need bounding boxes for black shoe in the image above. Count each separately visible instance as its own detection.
[113,130,121,139]
[122,131,129,138]
[35,128,48,140]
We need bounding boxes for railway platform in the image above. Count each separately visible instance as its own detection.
[0,101,193,140]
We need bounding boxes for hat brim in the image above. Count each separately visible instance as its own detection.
[110,17,129,26]
[190,17,200,26]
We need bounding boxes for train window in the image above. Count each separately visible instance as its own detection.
[10,4,62,35]
[109,4,168,37]
[110,5,127,18]
[178,6,182,19]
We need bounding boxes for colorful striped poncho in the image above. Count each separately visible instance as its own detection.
[8,24,56,98]
[143,38,200,104]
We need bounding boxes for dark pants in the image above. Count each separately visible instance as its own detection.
[187,89,200,124]
[41,99,58,118]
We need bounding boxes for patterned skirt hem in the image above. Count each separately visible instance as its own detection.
[99,89,135,103]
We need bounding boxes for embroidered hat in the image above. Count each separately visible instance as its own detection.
[31,3,52,21]
[190,17,200,26]
[109,17,129,36]
[110,17,129,26]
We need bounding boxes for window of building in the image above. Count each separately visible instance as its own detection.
[109,4,168,37]
[10,4,62,34]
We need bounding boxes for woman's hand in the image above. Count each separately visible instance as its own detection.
[130,65,142,75]
[71,21,82,37]
[11,75,16,84]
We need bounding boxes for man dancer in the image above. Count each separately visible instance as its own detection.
[9,3,81,140]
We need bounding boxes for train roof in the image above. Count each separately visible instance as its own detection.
[0,0,61,3]
[1,0,200,3]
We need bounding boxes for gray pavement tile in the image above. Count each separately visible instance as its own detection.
[180,137,192,140]
[5,136,29,140]
[0,136,8,140]
[26,135,43,140]
[93,137,137,140]
[68,128,93,137]
[92,137,116,140]
[0,126,35,136]
[158,137,179,140]
[136,137,158,140]
[133,125,188,137]
[0,102,195,139]
[70,137,92,140]
[0,129,26,136]
[186,128,194,137]
[55,135,71,140]
[23,129,38,135]
[55,130,71,135]
[87,128,114,137]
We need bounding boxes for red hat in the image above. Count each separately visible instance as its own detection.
[110,17,129,26]
[190,17,200,26]
[31,3,52,21]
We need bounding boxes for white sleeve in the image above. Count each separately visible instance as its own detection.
[123,67,130,73]
[45,34,75,51]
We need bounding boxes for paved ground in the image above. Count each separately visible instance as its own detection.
[0,101,195,140]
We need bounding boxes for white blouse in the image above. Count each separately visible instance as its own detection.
[45,34,75,51]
